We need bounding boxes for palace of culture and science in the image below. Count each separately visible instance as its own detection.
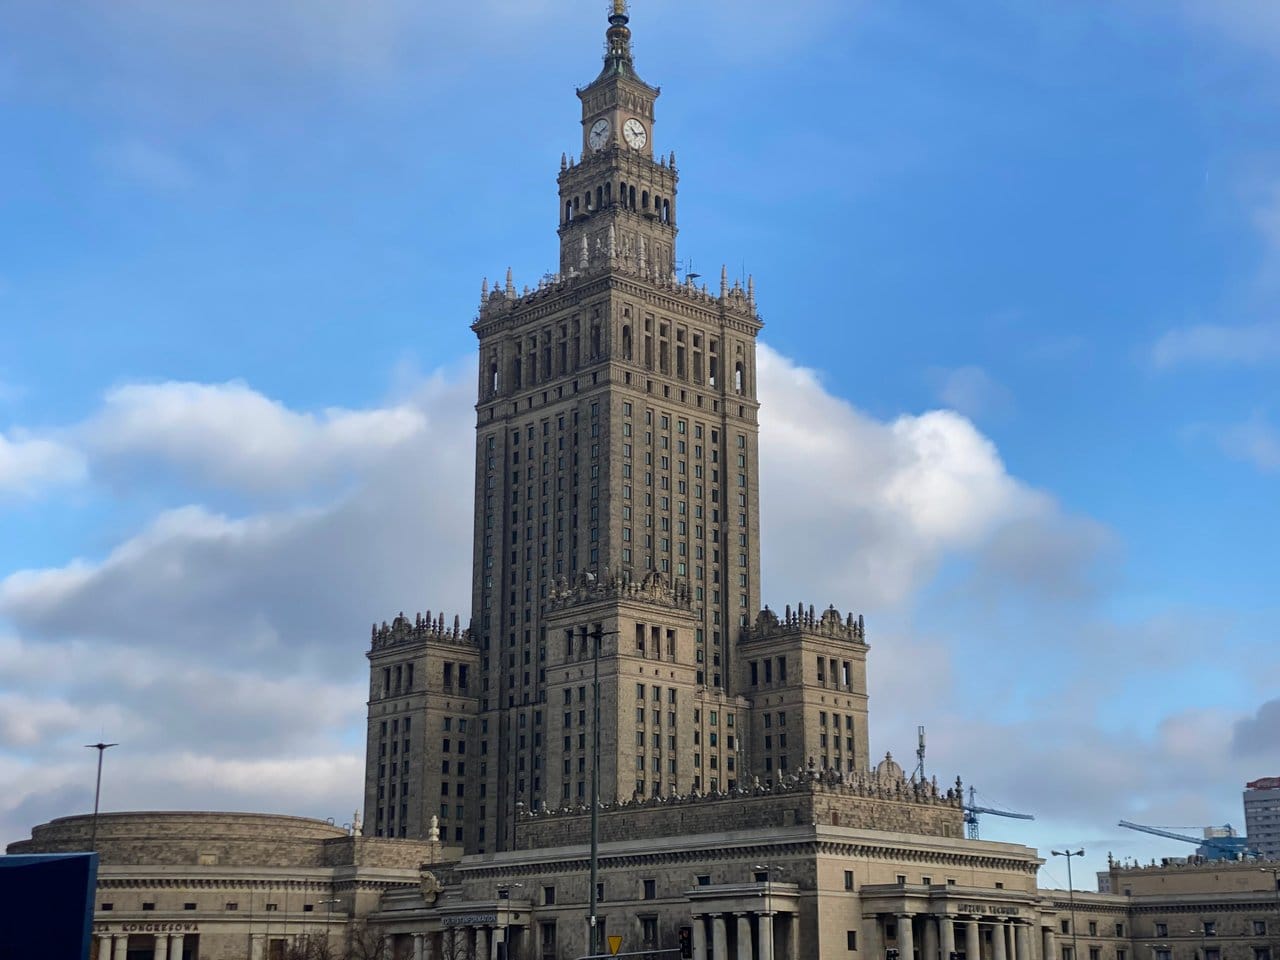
[364,0,870,858]
[12,6,1280,960]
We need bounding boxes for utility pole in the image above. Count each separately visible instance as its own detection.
[84,742,118,852]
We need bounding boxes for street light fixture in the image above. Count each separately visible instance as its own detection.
[84,742,118,853]
[1052,849,1085,960]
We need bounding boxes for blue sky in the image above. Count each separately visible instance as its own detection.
[1,0,1278,886]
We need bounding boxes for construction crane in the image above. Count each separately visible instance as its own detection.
[965,786,1035,840]
[1117,821,1251,861]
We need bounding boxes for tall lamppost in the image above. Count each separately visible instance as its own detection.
[1052,849,1084,960]
[318,898,341,955]
[84,742,118,853]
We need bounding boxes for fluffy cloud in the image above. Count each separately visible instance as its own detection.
[86,380,429,494]
[1232,697,1280,758]
[1151,321,1280,369]
[758,346,1063,608]
[0,431,85,497]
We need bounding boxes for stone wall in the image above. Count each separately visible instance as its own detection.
[8,811,347,867]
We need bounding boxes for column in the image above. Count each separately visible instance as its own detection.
[923,917,939,960]
[713,914,729,960]
[155,936,170,960]
[899,915,916,960]
[250,934,265,960]
[941,917,956,960]
[476,927,490,960]
[863,916,884,960]
[693,915,709,960]
[171,934,185,960]
[1042,929,1056,960]
[491,928,501,960]
[993,923,1007,960]
[413,934,424,960]
[1015,924,1031,960]
[737,913,753,960]
[113,936,128,960]
[1005,924,1016,960]
[966,920,981,960]
[97,936,113,960]
[759,913,775,960]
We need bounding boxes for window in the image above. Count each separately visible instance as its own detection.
[543,885,556,905]
[844,870,854,890]
[896,875,907,885]
[1155,924,1168,938]
[1088,922,1097,936]
[142,902,156,911]
[643,878,656,900]
[183,902,197,911]
[1061,920,1070,934]
[1254,922,1268,936]
[697,875,711,886]
[1089,950,1100,960]
[1115,924,1125,938]
[848,931,859,951]
[1203,922,1216,937]
[226,902,239,911]
[101,903,113,911]
[642,917,659,945]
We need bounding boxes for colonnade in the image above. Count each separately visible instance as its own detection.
[864,913,1044,960]
[690,909,794,960]
[96,934,186,960]
[405,925,512,960]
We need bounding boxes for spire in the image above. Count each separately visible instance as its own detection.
[601,0,635,77]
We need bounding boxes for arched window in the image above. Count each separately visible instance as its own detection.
[663,199,671,224]
[591,325,602,357]
[596,186,603,209]
[642,190,650,210]
[629,186,636,210]
[735,362,745,394]
[604,182,612,204]
[622,325,633,361]
[490,363,500,394]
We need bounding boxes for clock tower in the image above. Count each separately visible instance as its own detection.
[558,0,678,280]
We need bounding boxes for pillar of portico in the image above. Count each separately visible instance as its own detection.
[966,919,981,960]
[898,915,916,960]
[923,915,939,960]
[1015,924,1031,960]
[171,934,185,960]
[412,933,423,960]
[1042,928,1056,960]
[940,916,956,960]
[736,913,753,960]
[693,916,709,960]
[113,935,128,960]
[1006,923,1017,960]
[154,934,169,960]
[479,926,493,960]
[452,927,465,959]
[758,913,775,960]
[863,916,884,960]
[712,914,729,960]
[992,922,1007,960]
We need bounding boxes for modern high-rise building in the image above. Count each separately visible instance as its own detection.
[365,0,871,854]
[1245,777,1280,860]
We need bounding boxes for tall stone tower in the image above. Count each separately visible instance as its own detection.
[365,2,871,855]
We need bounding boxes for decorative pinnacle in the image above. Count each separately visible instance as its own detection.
[612,0,629,20]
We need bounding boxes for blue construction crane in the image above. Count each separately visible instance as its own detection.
[1117,820,1253,861]
[965,786,1035,840]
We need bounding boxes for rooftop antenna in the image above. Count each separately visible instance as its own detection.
[913,725,926,781]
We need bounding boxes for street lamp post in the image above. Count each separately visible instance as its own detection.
[84,742,118,853]
[318,898,341,955]
[1052,849,1085,960]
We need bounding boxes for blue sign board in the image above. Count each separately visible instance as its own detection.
[0,852,98,960]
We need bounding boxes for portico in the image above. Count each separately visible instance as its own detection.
[687,880,801,960]
[860,884,1043,960]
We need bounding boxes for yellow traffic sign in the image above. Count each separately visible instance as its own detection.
[608,935,623,955]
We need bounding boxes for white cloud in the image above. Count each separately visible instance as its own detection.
[1151,321,1280,369]
[757,345,1053,608]
[98,139,194,191]
[931,366,1014,420]
[0,431,85,497]
[1218,414,1280,472]
[87,380,429,494]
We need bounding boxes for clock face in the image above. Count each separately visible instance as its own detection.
[623,118,648,150]
[588,118,611,151]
